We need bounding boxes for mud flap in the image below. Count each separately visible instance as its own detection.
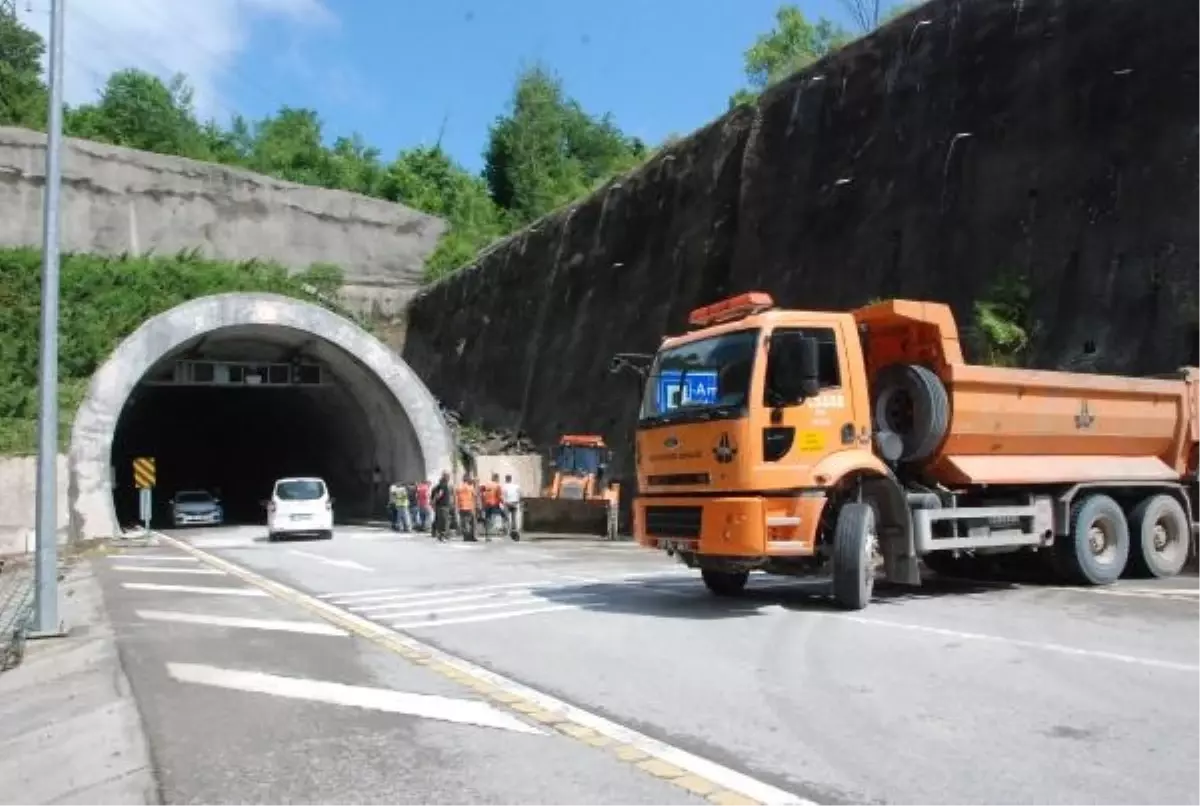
[862,474,921,586]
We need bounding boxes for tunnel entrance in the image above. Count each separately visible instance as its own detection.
[70,294,454,540]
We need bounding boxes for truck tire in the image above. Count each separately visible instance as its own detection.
[872,364,950,463]
[1056,494,1130,585]
[701,569,748,597]
[832,502,877,610]
[1126,494,1190,578]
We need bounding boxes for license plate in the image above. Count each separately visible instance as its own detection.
[291,514,311,521]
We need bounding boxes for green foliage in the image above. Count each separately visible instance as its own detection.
[0,248,338,454]
[972,271,1034,367]
[483,65,647,226]
[730,6,851,108]
[0,10,47,128]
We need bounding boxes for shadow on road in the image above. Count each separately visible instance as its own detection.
[532,572,1015,620]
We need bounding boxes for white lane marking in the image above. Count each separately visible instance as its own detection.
[391,604,584,630]
[155,532,810,806]
[1043,585,1200,600]
[287,549,373,572]
[122,582,269,597]
[136,610,349,636]
[166,663,542,735]
[187,537,256,550]
[829,614,1200,672]
[111,565,226,575]
[109,554,199,563]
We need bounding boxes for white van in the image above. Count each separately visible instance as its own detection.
[267,477,333,541]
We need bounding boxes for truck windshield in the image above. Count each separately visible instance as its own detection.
[555,445,602,474]
[639,329,759,424]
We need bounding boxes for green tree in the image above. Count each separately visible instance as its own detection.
[484,65,645,225]
[730,5,852,108]
[383,146,507,280]
[65,69,210,158]
[0,9,47,128]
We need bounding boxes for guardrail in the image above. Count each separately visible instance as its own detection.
[0,560,34,672]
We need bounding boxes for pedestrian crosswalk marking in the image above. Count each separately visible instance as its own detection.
[350,588,581,614]
[109,554,198,563]
[135,610,348,636]
[111,565,226,575]
[166,662,543,734]
[390,603,583,631]
[122,582,269,597]
[363,591,604,621]
[326,579,564,605]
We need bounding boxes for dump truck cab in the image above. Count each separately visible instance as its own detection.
[633,293,891,572]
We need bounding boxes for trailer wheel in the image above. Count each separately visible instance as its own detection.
[872,364,950,462]
[1126,494,1190,578]
[1056,494,1130,585]
[701,569,748,597]
[833,503,877,610]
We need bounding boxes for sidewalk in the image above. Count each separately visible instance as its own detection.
[0,553,158,805]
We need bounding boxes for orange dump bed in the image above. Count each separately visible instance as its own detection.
[855,300,1200,487]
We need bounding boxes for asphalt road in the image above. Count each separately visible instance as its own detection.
[150,524,1198,805]
[94,538,706,805]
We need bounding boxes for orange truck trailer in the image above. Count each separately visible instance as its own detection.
[614,293,1199,611]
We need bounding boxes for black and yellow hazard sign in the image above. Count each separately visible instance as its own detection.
[133,457,156,489]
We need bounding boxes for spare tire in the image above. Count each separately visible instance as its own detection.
[872,363,950,462]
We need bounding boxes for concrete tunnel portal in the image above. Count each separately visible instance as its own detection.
[68,293,455,540]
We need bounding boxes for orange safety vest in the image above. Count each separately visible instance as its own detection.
[481,482,501,508]
[455,483,475,511]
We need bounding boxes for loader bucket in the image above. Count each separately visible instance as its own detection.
[521,496,617,540]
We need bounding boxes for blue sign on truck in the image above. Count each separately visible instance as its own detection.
[657,369,719,411]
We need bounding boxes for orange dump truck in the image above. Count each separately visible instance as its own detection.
[616,293,1198,610]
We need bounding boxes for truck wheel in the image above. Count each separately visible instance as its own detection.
[701,569,748,597]
[1126,494,1190,578]
[833,503,877,610]
[1056,494,1129,585]
[872,364,950,463]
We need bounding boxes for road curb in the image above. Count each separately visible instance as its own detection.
[153,532,811,806]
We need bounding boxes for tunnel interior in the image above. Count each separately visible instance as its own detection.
[110,324,424,528]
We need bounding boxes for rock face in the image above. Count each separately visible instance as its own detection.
[0,126,446,319]
[403,0,1198,507]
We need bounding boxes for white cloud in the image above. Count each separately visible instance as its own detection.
[16,0,336,121]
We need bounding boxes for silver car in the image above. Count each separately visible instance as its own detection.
[171,490,224,527]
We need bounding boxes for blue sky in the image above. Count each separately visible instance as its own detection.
[227,0,860,174]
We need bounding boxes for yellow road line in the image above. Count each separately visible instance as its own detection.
[152,532,811,805]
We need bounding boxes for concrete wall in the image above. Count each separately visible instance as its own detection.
[0,127,447,318]
[403,0,1199,512]
[0,454,68,556]
[472,455,543,497]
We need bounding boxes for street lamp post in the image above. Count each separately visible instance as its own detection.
[32,0,66,636]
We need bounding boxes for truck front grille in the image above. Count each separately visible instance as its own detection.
[644,505,702,539]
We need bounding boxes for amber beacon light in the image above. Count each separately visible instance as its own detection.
[687,292,776,328]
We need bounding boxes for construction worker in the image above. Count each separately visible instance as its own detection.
[405,481,420,532]
[430,471,451,542]
[455,474,479,542]
[480,473,503,540]
[501,473,522,541]
[389,481,410,532]
[415,478,432,532]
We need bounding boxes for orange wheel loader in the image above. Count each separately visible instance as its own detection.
[518,435,621,540]
[613,292,1199,610]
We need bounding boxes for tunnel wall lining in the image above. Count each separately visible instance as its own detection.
[69,292,454,541]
